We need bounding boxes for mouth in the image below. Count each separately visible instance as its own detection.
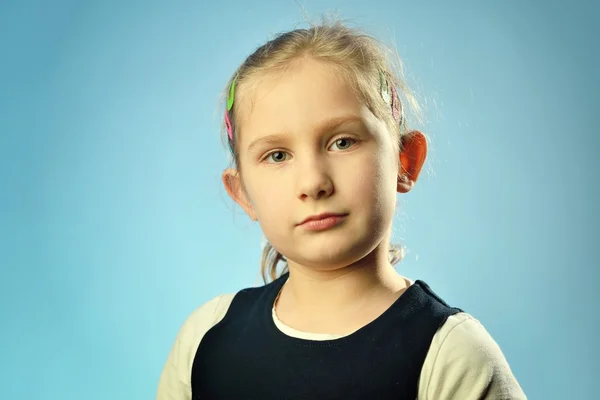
[297,212,348,231]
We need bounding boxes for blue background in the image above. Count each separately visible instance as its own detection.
[1,0,598,398]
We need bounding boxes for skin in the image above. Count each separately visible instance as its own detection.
[223,58,427,334]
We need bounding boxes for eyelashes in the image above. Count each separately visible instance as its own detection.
[264,150,289,163]
[329,137,356,151]
[261,136,359,164]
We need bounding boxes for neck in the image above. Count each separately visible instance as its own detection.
[281,244,408,315]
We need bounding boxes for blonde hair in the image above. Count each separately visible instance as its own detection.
[222,20,421,284]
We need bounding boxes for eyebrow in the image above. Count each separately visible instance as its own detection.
[246,115,364,152]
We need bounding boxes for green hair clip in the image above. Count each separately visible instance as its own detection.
[227,74,238,111]
[380,70,391,104]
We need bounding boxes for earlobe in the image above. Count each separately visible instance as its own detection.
[397,174,414,193]
[222,169,258,221]
[397,131,428,193]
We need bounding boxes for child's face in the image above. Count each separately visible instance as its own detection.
[229,59,401,270]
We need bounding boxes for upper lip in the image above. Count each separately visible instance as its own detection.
[298,212,346,225]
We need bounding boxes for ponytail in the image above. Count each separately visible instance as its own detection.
[260,242,288,285]
[259,242,405,284]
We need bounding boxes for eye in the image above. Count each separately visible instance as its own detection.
[329,137,357,151]
[264,151,289,163]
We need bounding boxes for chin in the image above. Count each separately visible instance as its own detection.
[289,238,376,270]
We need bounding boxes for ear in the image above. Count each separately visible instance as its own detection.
[397,131,428,193]
[222,168,258,221]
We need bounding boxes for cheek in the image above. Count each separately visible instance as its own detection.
[244,170,291,220]
[341,152,397,207]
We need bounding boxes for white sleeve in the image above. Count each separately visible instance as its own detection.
[419,313,527,400]
[156,294,235,400]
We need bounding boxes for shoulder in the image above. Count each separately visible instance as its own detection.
[175,293,238,360]
[418,313,527,400]
[156,293,236,400]
[180,293,237,338]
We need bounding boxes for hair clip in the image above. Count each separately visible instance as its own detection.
[225,74,238,143]
[227,75,237,111]
[380,69,402,123]
[380,70,391,104]
[390,85,401,122]
[225,110,234,141]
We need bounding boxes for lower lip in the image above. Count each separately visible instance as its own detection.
[300,215,347,231]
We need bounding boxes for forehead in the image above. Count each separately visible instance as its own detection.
[237,60,370,143]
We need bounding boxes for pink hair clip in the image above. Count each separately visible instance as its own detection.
[225,110,233,141]
[390,85,401,122]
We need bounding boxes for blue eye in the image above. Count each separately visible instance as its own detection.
[329,137,356,151]
[266,151,289,163]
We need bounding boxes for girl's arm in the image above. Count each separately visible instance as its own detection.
[419,313,527,400]
[156,294,233,400]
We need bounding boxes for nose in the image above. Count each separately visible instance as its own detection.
[296,156,334,201]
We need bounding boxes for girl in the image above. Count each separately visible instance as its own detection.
[157,22,526,399]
